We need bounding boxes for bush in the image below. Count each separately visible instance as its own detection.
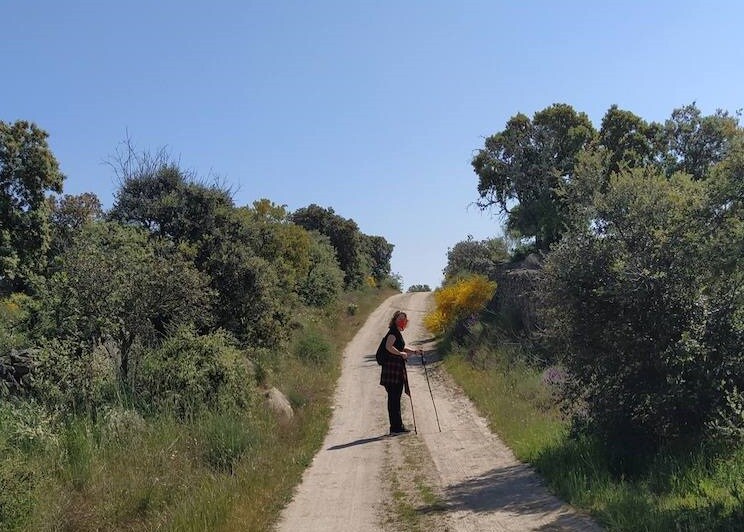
[542,168,744,454]
[292,327,333,366]
[297,233,344,307]
[137,328,254,417]
[424,275,496,335]
[0,294,32,355]
[29,340,117,413]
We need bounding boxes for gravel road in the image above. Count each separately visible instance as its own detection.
[276,292,601,531]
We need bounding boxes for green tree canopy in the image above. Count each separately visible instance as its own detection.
[542,161,743,451]
[442,235,509,283]
[291,204,366,287]
[361,234,394,285]
[37,221,213,381]
[0,121,64,292]
[472,104,596,251]
[109,162,234,244]
[663,103,740,180]
[48,192,104,258]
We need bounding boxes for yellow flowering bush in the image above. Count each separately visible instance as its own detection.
[424,275,496,335]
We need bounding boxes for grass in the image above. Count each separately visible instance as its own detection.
[442,347,744,531]
[0,285,398,531]
[383,425,448,532]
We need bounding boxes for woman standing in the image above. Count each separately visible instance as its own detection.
[378,310,422,435]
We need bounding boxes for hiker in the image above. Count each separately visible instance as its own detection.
[378,310,422,435]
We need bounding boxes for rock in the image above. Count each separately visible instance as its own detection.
[263,386,294,421]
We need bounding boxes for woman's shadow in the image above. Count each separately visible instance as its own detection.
[327,435,388,450]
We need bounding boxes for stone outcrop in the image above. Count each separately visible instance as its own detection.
[263,386,294,421]
[0,349,35,392]
[488,253,542,333]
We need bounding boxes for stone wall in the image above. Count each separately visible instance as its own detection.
[487,254,542,333]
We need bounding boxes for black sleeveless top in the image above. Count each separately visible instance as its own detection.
[379,326,407,387]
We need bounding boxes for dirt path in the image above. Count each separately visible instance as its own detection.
[276,292,601,531]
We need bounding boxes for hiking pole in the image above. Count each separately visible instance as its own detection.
[408,394,417,434]
[421,352,441,432]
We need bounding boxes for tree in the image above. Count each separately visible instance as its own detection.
[196,209,289,346]
[291,204,366,287]
[663,103,740,180]
[241,199,313,294]
[361,234,394,284]
[0,121,64,292]
[472,104,596,251]
[407,284,431,292]
[109,162,234,244]
[442,235,509,283]
[48,192,104,257]
[298,233,344,307]
[598,105,663,177]
[37,222,213,381]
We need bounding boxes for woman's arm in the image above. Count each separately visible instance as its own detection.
[385,335,423,359]
[385,334,408,359]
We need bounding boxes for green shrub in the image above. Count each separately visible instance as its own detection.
[542,169,744,455]
[298,233,344,307]
[0,294,33,355]
[292,327,333,365]
[100,406,147,446]
[137,328,254,417]
[0,400,59,454]
[28,339,117,413]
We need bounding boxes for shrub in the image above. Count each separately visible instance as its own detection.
[424,275,497,335]
[29,340,117,413]
[0,293,32,355]
[292,327,333,365]
[297,233,344,307]
[542,168,744,454]
[100,406,147,446]
[137,328,254,417]
[0,400,59,454]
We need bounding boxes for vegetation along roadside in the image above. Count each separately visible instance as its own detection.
[0,122,401,531]
[428,102,743,532]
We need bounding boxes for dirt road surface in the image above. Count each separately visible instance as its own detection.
[276,292,601,531]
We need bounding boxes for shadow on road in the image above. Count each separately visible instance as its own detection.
[327,435,388,451]
[417,464,600,530]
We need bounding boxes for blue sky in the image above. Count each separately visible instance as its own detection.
[3,1,743,289]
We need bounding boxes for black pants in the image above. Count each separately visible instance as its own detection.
[384,382,404,431]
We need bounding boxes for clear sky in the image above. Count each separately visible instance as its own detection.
[3,1,743,289]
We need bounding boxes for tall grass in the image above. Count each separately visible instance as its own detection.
[443,347,744,531]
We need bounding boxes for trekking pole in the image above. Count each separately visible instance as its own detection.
[421,352,442,432]
[407,384,417,434]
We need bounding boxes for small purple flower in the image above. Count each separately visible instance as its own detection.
[541,366,567,387]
